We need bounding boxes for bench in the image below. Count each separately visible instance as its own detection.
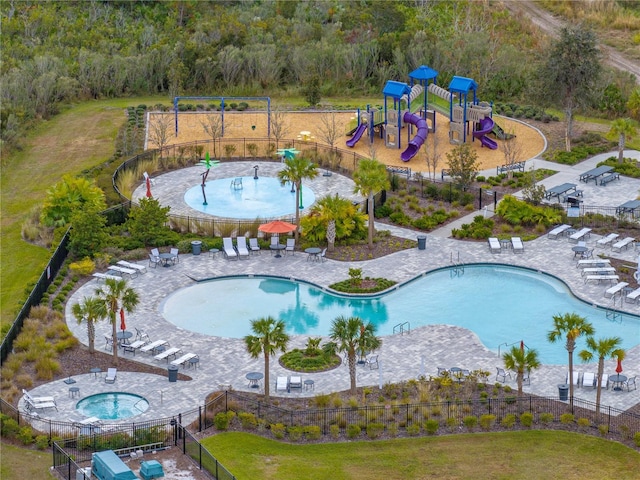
[496,161,525,175]
[441,169,450,180]
[600,172,620,186]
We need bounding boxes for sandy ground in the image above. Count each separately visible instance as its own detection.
[149,110,545,173]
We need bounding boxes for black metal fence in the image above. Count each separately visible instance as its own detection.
[0,228,70,364]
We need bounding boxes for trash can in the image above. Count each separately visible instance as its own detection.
[417,235,427,250]
[557,384,569,401]
[191,241,202,255]
[168,365,179,382]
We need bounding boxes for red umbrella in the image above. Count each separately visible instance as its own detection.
[520,340,525,353]
[120,308,126,332]
[145,176,152,198]
[615,357,623,374]
[258,220,297,234]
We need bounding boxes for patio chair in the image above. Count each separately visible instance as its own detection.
[105,368,117,384]
[151,248,160,257]
[437,367,448,377]
[249,238,261,254]
[285,238,295,255]
[170,247,179,264]
[364,354,379,370]
[135,327,151,342]
[580,248,594,259]
[496,367,511,382]
[222,237,238,260]
[148,253,161,268]
[270,236,280,247]
[104,335,114,351]
[236,237,250,259]
[623,375,637,391]
[319,248,327,262]
[522,369,531,386]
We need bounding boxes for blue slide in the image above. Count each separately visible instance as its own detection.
[346,123,367,148]
[401,111,428,162]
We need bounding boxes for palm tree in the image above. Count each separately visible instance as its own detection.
[72,295,107,354]
[352,159,390,248]
[95,278,139,364]
[277,155,319,242]
[578,336,625,415]
[329,316,382,396]
[244,316,290,401]
[547,312,595,401]
[314,194,355,252]
[607,118,637,163]
[502,345,541,396]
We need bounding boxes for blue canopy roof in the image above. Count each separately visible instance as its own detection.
[409,65,438,81]
[382,80,411,99]
[448,76,478,94]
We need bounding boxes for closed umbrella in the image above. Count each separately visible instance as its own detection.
[120,308,126,332]
[145,176,152,198]
[616,357,623,374]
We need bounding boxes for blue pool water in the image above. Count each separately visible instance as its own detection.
[183,176,316,218]
[76,392,149,420]
[161,265,640,365]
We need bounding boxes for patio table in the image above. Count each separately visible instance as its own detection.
[609,374,627,391]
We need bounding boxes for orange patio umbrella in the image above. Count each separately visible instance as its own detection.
[258,220,297,235]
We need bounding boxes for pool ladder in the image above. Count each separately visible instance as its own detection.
[393,322,410,336]
[133,399,147,413]
[450,252,464,278]
[605,297,623,323]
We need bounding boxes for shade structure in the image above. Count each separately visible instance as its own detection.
[258,220,297,234]
[616,357,623,374]
[120,308,126,332]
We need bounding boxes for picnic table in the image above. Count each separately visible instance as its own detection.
[544,183,577,201]
[616,200,640,215]
[579,165,613,183]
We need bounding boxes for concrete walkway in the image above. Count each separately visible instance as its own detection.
[24,151,640,426]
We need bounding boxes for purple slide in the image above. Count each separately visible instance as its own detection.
[400,111,428,162]
[346,123,367,148]
[473,117,498,150]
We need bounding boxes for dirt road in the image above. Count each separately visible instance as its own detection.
[504,1,640,83]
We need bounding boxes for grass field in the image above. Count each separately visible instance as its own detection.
[203,431,640,480]
[0,441,55,479]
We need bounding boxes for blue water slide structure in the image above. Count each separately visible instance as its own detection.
[400,111,428,162]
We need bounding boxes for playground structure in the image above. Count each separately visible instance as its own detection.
[346,65,505,162]
[173,96,271,137]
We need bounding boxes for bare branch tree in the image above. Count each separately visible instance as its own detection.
[500,130,522,180]
[317,111,344,172]
[199,113,223,158]
[422,132,441,181]
[147,113,173,158]
[269,107,290,150]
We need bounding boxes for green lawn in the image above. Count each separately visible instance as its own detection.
[203,431,640,480]
[0,441,55,479]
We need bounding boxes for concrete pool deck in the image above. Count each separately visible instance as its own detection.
[27,151,640,424]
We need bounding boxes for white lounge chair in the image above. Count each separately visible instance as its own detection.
[171,353,198,368]
[547,224,571,239]
[108,265,138,278]
[140,339,168,354]
[289,375,302,391]
[511,237,524,254]
[92,272,121,282]
[566,371,581,387]
[582,372,596,389]
[122,340,146,356]
[25,397,57,412]
[222,237,238,260]
[235,237,250,258]
[585,275,619,284]
[612,237,635,252]
[285,238,296,255]
[576,259,610,269]
[105,368,117,384]
[569,227,591,243]
[597,374,609,390]
[626,287,640,303]
[580,267,616,277]
[596,233,618,248]
[117,260,147,274]
[275,376,289,392]
[22,389,55,405]
[154,347,181,362]
[487,237,501,253]
[604,282,629,298]
[249,238,261,254]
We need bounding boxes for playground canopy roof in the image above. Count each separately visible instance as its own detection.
[448,76,478,94]
[409,65,438,82]
[382,80,412,99]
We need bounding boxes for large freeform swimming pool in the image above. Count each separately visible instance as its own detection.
[161,265,640,365]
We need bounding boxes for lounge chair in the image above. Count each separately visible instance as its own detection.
[117,260,147,274]
[612,237,635,252]
[626,287,640,303]
[623,375,637,391]
[275,376,289,392]
[597,374,609,390]
[580,267,616,277]
[148,253,161,268]
[93,272,121,282]
[584,275,619,285]
[22,389,55,405]
[511,237,524,254]
[547,224,571,239]
[487,237,501,254]
[285,238,296,255]
[289,375,302,391]
[576,259,610,269]
[596,233,618,248]
[236,237,250,259]
[170,353,198,368]
[566,371,581,387]
[604,282,629,298]
[170,247,180,264]
[582,372,596,389]
[122,340,146,356]
[249,238,261,254]
[25,397,57,412]
[496,367,511,382]
[569,228,591,243]
[222,237,238,260]
[105,368,117,384]
[140,339,169,354]
[108,265,138,278]
[154,347,181,362]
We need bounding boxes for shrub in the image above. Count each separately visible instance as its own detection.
[214,412,229,430]
[346,424,361,439]
[539,413,554,424]
[17,426,34,445]
[598,424,609,437]
[287,426,304,442]
[634,432,640,447]
[304,425,322,440]
[238,412,257,430]
[479,414,496,431]
[560,413,575,425]
[520,413,534,428]
[501,414,516,429]
[366,423,384,439]
[406,423,421,436]
[35,435,50,449]
[463,416,478,431]
[1,416,20,438]
[329,424,340,439]
[424,419,439,435]
[577,418,590,430]
[388,422,399,437]
[69,257,96,276]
